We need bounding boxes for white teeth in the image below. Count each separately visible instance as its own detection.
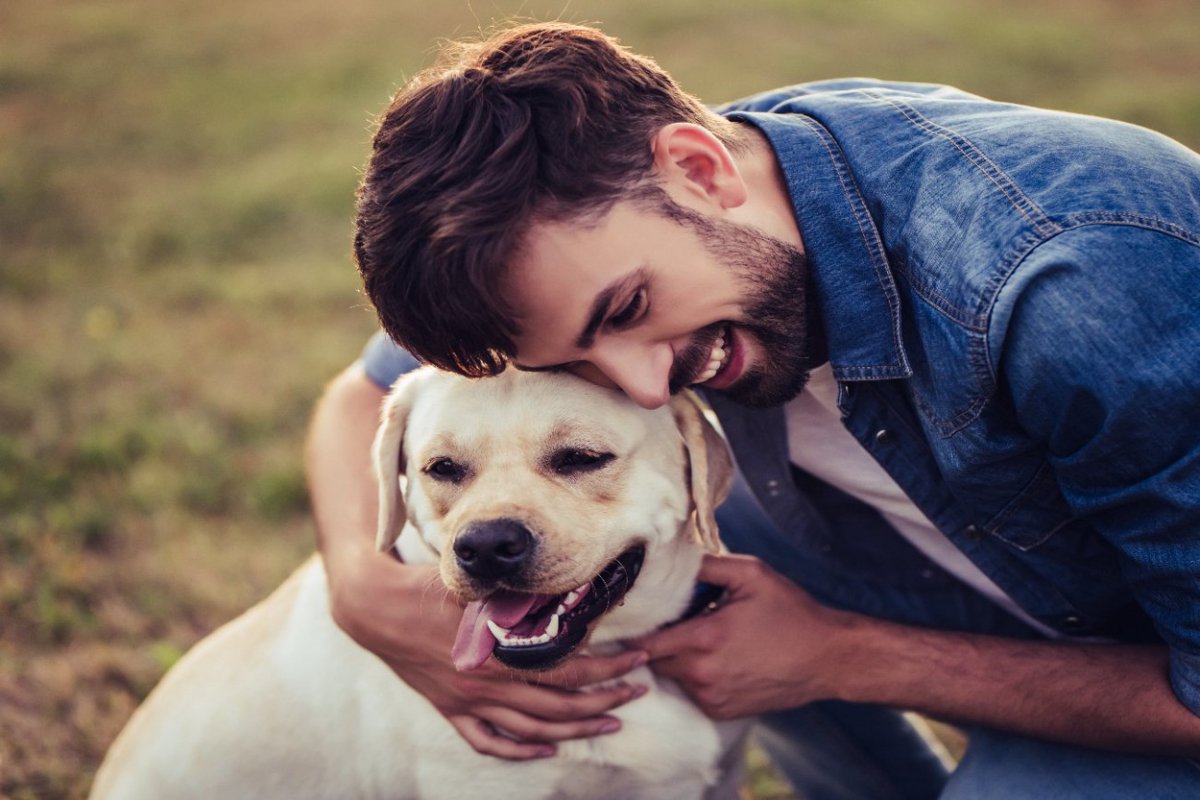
[489,612,562,647]
[693,331,730,385]
[489,583,592,648]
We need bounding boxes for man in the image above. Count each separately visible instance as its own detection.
[308,21,1200,798]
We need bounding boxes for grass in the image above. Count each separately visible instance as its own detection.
[1,0,1197,796]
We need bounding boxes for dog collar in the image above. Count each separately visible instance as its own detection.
[672,581,726,625]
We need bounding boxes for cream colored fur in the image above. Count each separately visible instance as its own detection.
[91,367,748,800]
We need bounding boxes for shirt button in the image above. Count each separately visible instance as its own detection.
[1062,615,1085,629]
[766,479,781,497]
[964,524,983,541]
[874,428,895,445]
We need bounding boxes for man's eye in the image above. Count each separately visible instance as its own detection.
[608,289,646,328]
[425,458,467,483]
[550,448,615,475]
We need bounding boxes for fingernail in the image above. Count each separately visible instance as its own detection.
[537,746,556,757]
[631,651,649,667]
[600,719,621,734]
[630,683,648,698]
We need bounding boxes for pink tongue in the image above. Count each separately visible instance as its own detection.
[451,590,543,671]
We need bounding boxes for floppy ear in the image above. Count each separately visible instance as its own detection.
[668,391,734,553]
[371,373,421,553]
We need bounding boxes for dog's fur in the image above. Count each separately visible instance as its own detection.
[91,367,749,799]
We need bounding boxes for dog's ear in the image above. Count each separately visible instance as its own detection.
[669,391,734,554]
[372,372,421,553]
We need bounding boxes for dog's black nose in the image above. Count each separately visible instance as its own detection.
[454,519,534,581]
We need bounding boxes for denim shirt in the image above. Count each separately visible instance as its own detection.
[707,80,1200,715]
[358,80,1200,715]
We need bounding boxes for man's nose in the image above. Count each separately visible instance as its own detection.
[575,342,673,409]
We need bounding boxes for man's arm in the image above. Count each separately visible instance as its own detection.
[640,553,1200,757]
[306,363,647,759]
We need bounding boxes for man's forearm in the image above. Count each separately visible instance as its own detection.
[306,364,388,573]
[835,615,1200,758]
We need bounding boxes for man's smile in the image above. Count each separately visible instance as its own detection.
[693,326,730,384]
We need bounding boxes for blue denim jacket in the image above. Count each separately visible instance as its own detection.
[359,79,1200,715]
[706,80,1200,715]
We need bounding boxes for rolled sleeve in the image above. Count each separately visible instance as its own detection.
[1170,649,1200,717]
[359,330,421,390]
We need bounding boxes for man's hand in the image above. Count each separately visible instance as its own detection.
[326,546,649,759]
[635,552,851,720]
[639,555,1200,759]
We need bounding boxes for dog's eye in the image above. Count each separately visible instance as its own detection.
[425,457,467,483]
[550,448,615,475]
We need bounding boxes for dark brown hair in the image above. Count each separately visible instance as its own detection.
[354,22,744,376]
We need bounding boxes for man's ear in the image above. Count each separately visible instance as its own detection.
[371,371,423,553]
[669,390,735,553]
[651,123,747,210]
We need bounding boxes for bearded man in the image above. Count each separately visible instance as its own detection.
[307,22,1200,799]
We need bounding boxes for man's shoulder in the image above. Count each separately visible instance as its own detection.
[714,78,983,115]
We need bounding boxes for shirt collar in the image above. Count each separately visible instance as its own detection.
[726,111,912,382]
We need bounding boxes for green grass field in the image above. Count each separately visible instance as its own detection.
[2,0,1197,796]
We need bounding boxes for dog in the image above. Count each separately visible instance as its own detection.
[90,366,750,799]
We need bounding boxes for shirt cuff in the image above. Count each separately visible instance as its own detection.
[359,331,421,390]
[1169,648,1200,717]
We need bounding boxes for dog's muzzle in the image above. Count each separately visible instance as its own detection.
[451,545,646,671]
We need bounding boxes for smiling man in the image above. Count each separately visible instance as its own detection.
[308,22,1200,799]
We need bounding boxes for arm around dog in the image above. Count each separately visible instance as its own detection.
[306,363,648,760]
[639,553,1200,758]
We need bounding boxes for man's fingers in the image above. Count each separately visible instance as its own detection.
[477,705,623,743]
[531,649,647,689]
[695,551,764,588]
[633,615,713,661]
[449,715,556,761]
[505,680,646,721]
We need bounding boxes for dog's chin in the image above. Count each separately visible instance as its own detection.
[458,546,646,671]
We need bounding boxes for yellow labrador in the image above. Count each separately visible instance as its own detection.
[91,367,749,800]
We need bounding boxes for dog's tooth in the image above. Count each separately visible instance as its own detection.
[554,603,566,615]
[564,590,578,605]
[545,614,560,639]
[486,619,511,641]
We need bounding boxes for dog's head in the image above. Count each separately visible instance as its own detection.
[372,367,732,671]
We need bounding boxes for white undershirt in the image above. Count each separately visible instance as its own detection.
[785,364,1058,636]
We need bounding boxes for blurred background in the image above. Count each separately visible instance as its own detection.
[1,0,1197,796]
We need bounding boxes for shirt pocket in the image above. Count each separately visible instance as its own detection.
[982,461,1075,550]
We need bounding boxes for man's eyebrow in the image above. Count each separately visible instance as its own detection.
[576,269,646,349]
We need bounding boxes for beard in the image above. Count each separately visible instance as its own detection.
[654,193,818,408]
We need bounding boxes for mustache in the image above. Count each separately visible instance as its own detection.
[667,322,727,394]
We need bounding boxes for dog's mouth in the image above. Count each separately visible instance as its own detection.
[450,546,645,671]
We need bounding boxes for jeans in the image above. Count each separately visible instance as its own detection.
[715,477,1200,799]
